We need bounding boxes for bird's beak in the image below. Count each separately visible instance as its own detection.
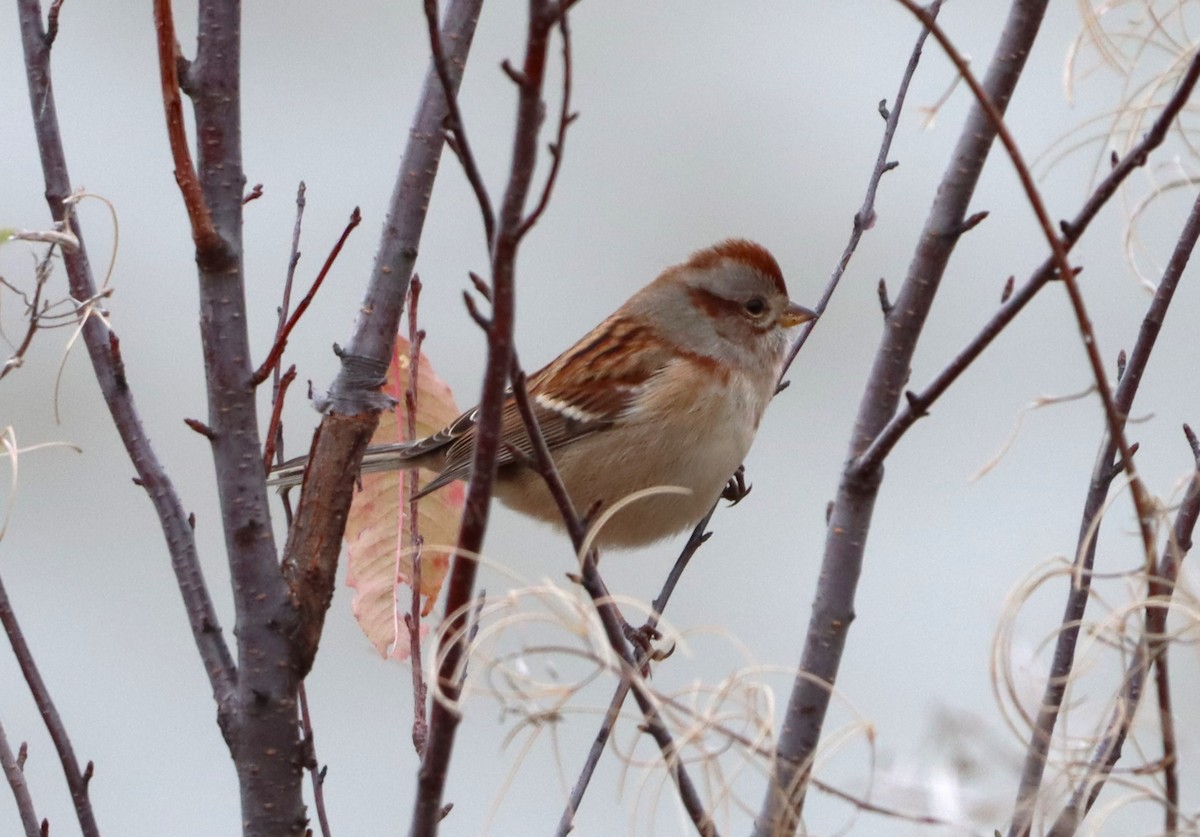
[779,301,818,328]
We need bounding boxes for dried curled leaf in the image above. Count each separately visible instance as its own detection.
[344,336,463,659]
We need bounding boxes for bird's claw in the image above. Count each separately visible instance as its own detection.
[722,465,752,505]
[623,621,672,674]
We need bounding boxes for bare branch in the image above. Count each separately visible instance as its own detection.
[281,0,485,683]
[779,0,942,379]
[0,572,99,836]
[1045,433,1200,836]
[16,0,235,722]
[0,721,42,837]
[151,0,224,263]
[518,11,577,238]
[423,0,495,245]
[412,3,576,832]
[859,45,1200,471]
[297,684,332,837]
[405,277,430,756]
[758,3,1046,831]
[1011,184,1200,837]
[556,506,716,835]
[252,207,362,385]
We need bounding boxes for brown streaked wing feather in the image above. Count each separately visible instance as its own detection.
[424,315,674,493]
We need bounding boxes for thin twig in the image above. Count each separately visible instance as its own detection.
[151,0,222,258]
[502,359,717,834]
[1045,430,1200,836]
[423,0,496,246]
[889,0,1157,573]
[858,46,1200,472]
[518,11,576,239]
[0,245,54,383]
[405,277,430,756]
[0,571,99,836]
[779,0,943,381]
[297,684,332,837]
[556,506,716,836]
[0,721,42,837]
[252,207,362,385]
[410,3,556,832]
[1010,184,1200,837]
[262,364,298,473]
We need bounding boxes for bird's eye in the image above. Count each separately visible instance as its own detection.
[743,297,768,316]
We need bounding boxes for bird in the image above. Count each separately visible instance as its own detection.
[270,239,817,548]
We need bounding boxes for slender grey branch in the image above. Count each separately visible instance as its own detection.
[779,0,942,380]
[1010,185,1200,837]
[556,506,716,836]
[756,3,1052,833]
[1045,431,1200,837]
[858,46,1200,471]
[16,0,235,720]
[0,721,42,837]
[0,571,99,837]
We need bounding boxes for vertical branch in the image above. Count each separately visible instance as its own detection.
[161,0,311,831]
[404,278,430,755]
[16,0,235,726]
[409,2,556,832]
[756,3,1052,833]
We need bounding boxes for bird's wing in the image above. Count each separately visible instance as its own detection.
[419,316,673,496]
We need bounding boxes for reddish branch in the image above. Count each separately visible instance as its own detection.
[151,0,222,261]
[518,11,577,239]
[261,364,298,472]
[252,207,362,385]
[410,3,557,831]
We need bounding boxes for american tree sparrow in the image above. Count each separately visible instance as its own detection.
[272,239,816,548]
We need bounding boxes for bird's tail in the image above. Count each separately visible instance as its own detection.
[266,441,425,489]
